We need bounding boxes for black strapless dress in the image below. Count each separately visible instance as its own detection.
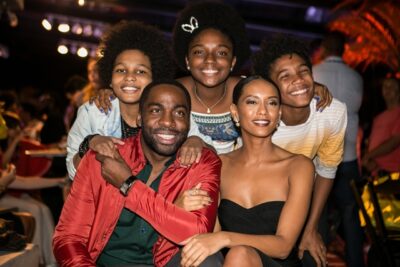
[218,199,301,267]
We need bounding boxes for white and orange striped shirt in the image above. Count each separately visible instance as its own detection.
[272,98,347,179]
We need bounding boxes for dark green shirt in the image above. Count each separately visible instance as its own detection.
[97,156,175,266]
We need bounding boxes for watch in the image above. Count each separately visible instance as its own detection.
[119,175,137,196]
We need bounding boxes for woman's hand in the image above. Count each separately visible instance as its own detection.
[178,136,205,166]
[89,88,115,114]
[181,232,225,267]
[314,82,333,111]
[89,135,125,158]
[174,183,212,211]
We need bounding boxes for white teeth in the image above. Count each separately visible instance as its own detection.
[158,134,175,140]
[202,70,218,74]
[254,120,270,125]
[122,86,139,91]
[290,89,307,95]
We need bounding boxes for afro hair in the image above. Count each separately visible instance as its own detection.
[172,1,250,72]
[97,20,175,87]
[252,35,312,79]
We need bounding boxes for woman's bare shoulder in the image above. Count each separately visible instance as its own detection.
[220,150,240,165]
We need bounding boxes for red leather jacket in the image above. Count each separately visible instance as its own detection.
[53,135,221,267]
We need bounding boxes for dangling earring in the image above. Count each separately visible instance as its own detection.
[230,67,233,72]
[276,119,280,129]
[187,65,190,71]
[235,120,240,127]
[109,84,113,88]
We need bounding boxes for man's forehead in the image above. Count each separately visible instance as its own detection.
[146,84,188,106]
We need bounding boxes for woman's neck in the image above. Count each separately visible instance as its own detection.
[238,134,275,162]
[119,102,139,127]
[193,79,226,102]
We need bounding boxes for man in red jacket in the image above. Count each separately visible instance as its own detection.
[53,80,222,267]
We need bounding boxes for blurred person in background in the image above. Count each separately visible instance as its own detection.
[313,31,365,267]
[362,77,400,174]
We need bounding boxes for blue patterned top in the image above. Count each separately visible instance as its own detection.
[191,111,241,154]
[191,111,239,141]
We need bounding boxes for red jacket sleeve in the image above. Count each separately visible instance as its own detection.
[52,153,99,267]
[125,149,221,244]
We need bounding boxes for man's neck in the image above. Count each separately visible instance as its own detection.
[140,137,173,169]
[281,104,311,126]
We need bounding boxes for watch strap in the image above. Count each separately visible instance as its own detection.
[119,175,137,196]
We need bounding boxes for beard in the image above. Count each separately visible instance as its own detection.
[141,126,189,157]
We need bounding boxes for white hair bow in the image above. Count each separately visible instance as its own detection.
[181,16,199,33]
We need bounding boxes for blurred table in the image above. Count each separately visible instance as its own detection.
[0,244,40,267]
[25,147,66,158]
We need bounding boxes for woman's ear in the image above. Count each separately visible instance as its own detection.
[136,114,142,127]
[185,56,190,71]
[230,57,237,72]
[230,103,239,122]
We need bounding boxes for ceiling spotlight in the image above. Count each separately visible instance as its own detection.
[57,44,68,54]
[41,18,52,31]
[93,26,103,38]
[58,23,70,33]
[77,46,88,57]
[71,23,83,34]
[83,24,92,36]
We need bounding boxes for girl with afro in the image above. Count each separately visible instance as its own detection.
[172,1,251,154]
[66,20,176,180]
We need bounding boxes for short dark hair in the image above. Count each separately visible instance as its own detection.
[232,75,280,105]
[252,35,312,79]
[139,80,191,113]
[97,20,175,87]
[172,1,250,72]
[321,31,346,56]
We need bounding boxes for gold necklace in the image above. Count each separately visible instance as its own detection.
[193,82,227,114]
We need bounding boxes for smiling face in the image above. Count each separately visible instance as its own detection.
[185,28,236,88]
[231,78,281,138]
[111,49,152,105]
[269,53,314,109]
[139,84,190,157]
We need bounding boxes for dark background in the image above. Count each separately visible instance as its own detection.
[0,0,342,92]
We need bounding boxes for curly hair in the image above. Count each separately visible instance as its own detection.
[252,35,312,79]
[97,20,175,87]
[172,1,250,72]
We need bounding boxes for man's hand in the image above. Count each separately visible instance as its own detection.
[314,82,333,111]
[298,229,327,267]
[178,136,204,166]
[89,88,115,114]
[96,151,132,188]
[90,135,124,158]
[174,183,212,211]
